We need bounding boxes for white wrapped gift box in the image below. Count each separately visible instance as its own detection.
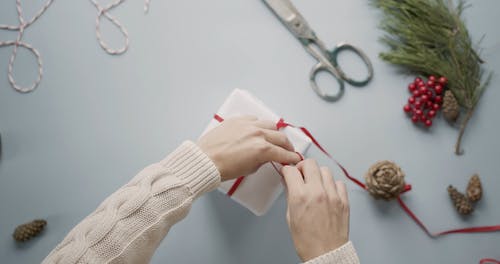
[201,89,311,215]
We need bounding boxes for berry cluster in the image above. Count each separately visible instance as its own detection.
[403,75,448,127]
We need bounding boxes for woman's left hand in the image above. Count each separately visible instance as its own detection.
[197,116,301,181]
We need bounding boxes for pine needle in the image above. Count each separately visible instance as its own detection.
[372,0,493,155]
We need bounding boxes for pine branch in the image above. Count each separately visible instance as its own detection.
[372,0,493,155]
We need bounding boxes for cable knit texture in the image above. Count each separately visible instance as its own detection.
[302,241,360,264]
[42,141,219,263]
[43,141,360,263]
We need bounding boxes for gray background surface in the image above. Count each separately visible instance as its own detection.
[1,0,499,263]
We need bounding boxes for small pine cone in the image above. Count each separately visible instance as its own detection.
[447,186,473,215]
[365,161,406,200]
[12,219,47,242]
[466,174,482,202]
[443,90,460,123]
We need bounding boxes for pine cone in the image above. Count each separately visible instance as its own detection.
[443,90,460,123]
[12,219,47,242]
[466,174,482,202]
[447,185,473,215]
[365,161,406,200]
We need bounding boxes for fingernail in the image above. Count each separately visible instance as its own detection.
[295,152,304,161]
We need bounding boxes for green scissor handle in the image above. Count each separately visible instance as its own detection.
[329,42,374,87]
[309,63,345,102]
[309,42,374,102]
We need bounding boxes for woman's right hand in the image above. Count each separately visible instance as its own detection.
[197,116,302,182]
[282,159,350,262]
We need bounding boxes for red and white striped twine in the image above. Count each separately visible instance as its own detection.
[0,0,151,93]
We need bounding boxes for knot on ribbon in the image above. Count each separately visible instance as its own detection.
[276,118,289,130]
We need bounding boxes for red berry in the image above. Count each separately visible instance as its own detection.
[420,115,428,122]
[419,86,427,93]
[427,80,435,87]
[413,90,421,97]
[415,101,422,108]
[438,76,448,85]
[434,96,443,104]
[429,75,436,82]
[408,83,416,92]
[427,90,433,97]
[433,104,440,110]
[428,110,436,118]
[408,96,416,104]
[425,119,433,127]
[434,84,443,94]
[426,101,433,108]
[415,109,423,116]
[404,104,412,113]
[411,115,419,123]
[415,77,423,84]
[421,94,429,102]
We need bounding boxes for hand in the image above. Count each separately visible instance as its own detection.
[197,116,301,181]
[282,159,350,262]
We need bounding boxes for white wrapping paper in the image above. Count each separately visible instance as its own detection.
[201,89,311,215]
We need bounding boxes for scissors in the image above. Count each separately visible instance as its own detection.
[263,0,374,101]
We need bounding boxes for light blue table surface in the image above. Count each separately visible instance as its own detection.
[1,0,499,263]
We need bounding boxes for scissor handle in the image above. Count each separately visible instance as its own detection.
[329,43,374,87]
[309,63,345,102]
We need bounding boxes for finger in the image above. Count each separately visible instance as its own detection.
[336,181,349,206]
[320,166,337,195]
[254,120,277,131]
[281,165,304,195]
[262,130,294,152]
[296,159,323,186]
[262,144,302,165]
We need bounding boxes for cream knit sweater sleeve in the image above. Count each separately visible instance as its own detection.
[43,141,360,264]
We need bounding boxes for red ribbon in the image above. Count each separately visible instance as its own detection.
[213,114,499,260]
[214,114,248,197]
[226,176,245,196]
[276,118,413,193]
[480,259,500,264]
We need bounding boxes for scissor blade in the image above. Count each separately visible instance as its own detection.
[263,0,316,41]
[263,0,299,22]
